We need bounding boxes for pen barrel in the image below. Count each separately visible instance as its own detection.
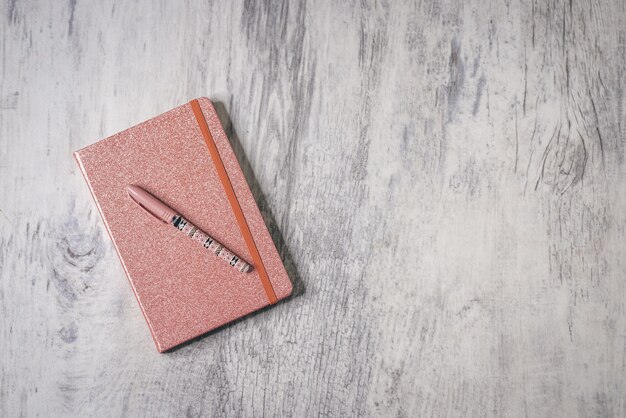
[171,215,251,273]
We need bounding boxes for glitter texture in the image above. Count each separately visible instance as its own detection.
[74,98,292,352]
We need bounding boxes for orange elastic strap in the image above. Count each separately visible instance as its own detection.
[190,99,277,305]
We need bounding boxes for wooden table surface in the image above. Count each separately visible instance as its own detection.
[2,1,625,416]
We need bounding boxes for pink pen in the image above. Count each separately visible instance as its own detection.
[127,185,251,273]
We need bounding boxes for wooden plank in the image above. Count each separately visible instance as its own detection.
[1,0,625,416]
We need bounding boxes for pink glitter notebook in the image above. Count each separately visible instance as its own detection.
[74,98,292,352]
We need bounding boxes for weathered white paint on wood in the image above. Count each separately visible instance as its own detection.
[1,0,625,416]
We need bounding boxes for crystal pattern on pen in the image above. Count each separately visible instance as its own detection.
[171,214,251,273]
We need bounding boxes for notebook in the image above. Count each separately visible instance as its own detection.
[74,98,292,352]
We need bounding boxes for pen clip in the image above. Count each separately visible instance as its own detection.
[128,190,168,224]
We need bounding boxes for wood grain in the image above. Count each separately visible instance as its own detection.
[1,0,625,416]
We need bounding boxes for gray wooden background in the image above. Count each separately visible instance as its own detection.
[1,0,625,416]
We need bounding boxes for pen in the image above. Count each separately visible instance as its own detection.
[127,185,251,273]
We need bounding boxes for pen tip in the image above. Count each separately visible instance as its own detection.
[127,184,139,196]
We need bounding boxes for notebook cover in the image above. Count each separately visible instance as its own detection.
[73,98,292,352]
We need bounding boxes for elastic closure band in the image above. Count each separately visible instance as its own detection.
[190,99,278,305]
